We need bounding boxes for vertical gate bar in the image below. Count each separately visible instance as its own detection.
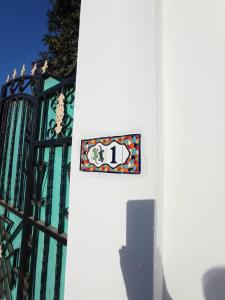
[14,100,27,208]
[0,100,11,197]
[17,91,39,300]
[34,97,46,220]
[28,100,45,297]
[29,97,49,299]
[2,101,8,127]
[1,257,11,300]
[45,146,55,226]
[5,100,20,205]
[41,95,49,141]
[40,235,50,300]
[58,144,68,234]
[0,95,2,125]
[0,219,11,300]
[54,144,68,300]
[35,97,43,144]
[28,97,44,298]
[17,101,29,212]
[0,268,5,298]
[33,159,42,221]
[28,226,38,300]
[28,96,47,300]
[1,84,6,98]
[0,100,8,173]
[39,145,55,299]
[0,100,7,137]
[0,101,13,199]
[54,243,63,300]
[29,152,46,298]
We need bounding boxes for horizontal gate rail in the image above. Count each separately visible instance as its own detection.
[38,75,75,98]
[0,200,67,246]
[0,93,34,102]
[27,218,67,246]
[3,75,32,87]
[1,75,33,98]
[33,137,72,148]
[0,200,24,218]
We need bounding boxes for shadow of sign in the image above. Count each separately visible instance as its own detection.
[203,267,225,300]
[119,200,154,300]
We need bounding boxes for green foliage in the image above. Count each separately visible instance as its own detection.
[40,0,81,78]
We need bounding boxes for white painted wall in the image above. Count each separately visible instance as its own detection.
[163,1,225,299]
[64,1,225,299]
[65,0,159,299]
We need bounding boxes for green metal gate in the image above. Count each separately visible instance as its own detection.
[0,67,75,299]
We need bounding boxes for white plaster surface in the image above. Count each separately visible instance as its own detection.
[163,1,225,299]
[65,0,158,299]
[65,1,225,299]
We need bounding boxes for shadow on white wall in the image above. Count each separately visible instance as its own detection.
[118,199,175,300]
[203,267,225,300]
[119,200,155,300]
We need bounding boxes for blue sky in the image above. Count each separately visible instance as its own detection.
[0,0,50,84]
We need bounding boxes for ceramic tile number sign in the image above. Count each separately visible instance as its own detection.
[80,134,141,174]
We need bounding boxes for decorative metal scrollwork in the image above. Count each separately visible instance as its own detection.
[55,92,65,134]
[0,216,22,298]
[47,91,73,138]
[31,161,48,207]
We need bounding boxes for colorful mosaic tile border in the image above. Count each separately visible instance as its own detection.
[80,134,141,174]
